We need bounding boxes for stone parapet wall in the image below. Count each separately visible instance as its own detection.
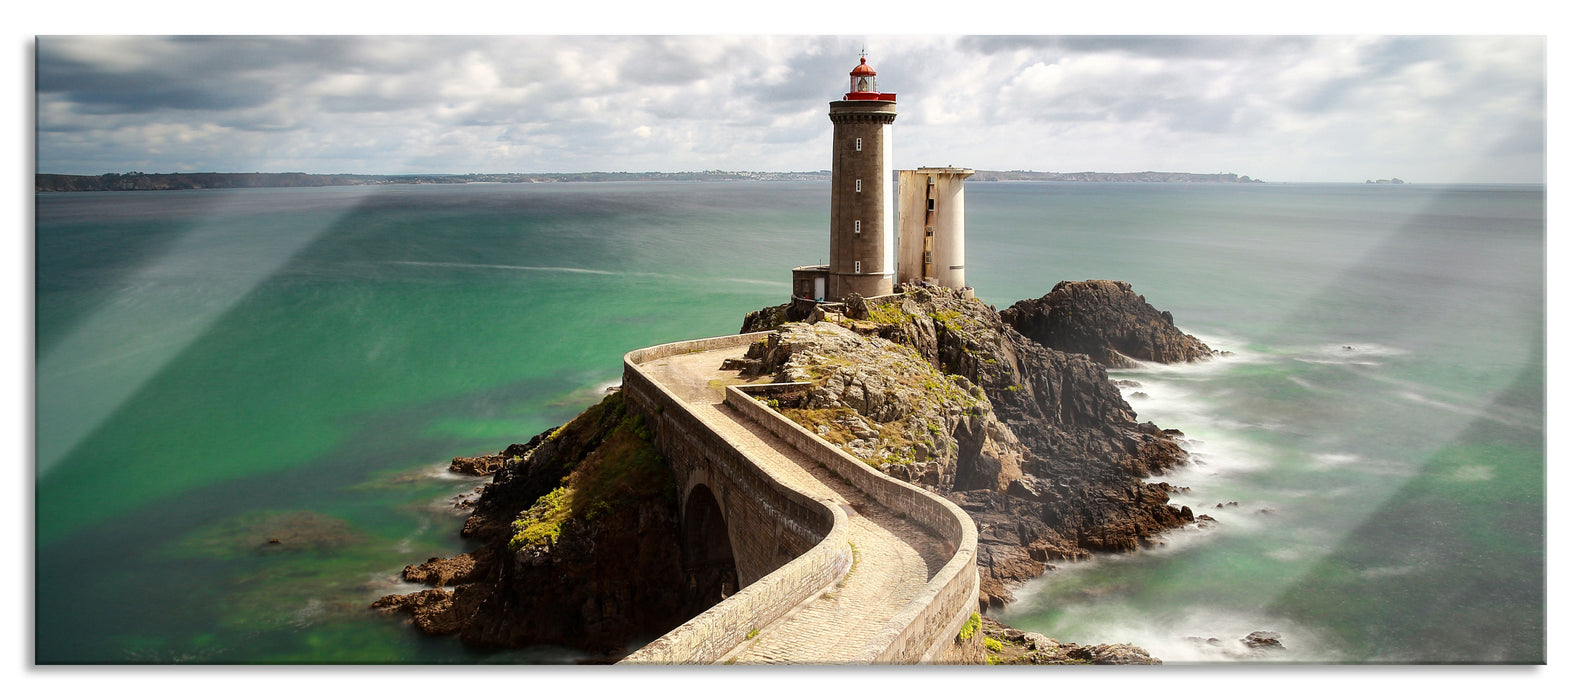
[728,383,981,664]
[617,334,854,664]
[623,331,773,365]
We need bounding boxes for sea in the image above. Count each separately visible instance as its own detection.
[33,180,1545,664]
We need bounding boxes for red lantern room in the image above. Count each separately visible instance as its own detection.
[844,52,897,101]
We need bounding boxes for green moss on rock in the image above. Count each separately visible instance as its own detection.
[505,393,672,552]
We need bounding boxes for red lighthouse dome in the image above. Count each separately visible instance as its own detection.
[844,53,895,101]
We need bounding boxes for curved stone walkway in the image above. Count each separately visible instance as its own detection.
[634,345,950,664]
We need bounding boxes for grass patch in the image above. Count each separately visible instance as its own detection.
[985,638,1003,652]
[930,309,966,333]
[507,392,672,551]
[782,406,860,445]
[866,302,911,326]
[957,611,982,643]
[507,486,572,551]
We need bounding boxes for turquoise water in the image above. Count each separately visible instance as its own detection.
[34,181,1543,664]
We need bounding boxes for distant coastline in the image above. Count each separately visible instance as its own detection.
[34,169,1261,192]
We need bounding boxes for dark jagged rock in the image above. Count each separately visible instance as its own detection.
[1242,630,1284,650]
[1000,280,1215,367]
[376,392,721,658]
[982,617,1161,665]
[841,292,873,321]
[447,429,553,476]
[756,320,1021,491]
[740,300,819,333]
[400,548,490,587]
[749,283,1194,608]
[1183,630,1286,659]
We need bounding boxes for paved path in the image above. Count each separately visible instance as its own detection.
[634,345,950,664]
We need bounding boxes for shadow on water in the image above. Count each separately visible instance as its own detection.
[33,373,589,664]
[1249,185,1545,663]
[1266,336,1545,663]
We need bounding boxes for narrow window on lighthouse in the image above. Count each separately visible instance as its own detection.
[855,260,861,273]
[854,220,861,235]
[855,137,862,151]
[855,179,862,193]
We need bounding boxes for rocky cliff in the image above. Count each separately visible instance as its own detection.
[372,392,726,657]
[1001,280,1215,368]
[378,278,1216,655]
[742,283,1207,606]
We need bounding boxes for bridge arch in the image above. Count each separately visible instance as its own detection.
[682,483,738,601]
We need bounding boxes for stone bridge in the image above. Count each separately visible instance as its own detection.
[616,332,980,664]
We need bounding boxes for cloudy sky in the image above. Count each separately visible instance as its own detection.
[34,33,1546,183]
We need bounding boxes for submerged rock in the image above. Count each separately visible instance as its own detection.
[1183,630,1287,659]
[166,510,367,558]
[1242,630,1285,651]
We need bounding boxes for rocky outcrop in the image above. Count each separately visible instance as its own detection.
[1241,630,1284,651]
[399,549,489,587]
[740,299,824,334]
[373,392,723,657]
[447,432,549,476]
[754,321,1023,491]
[1184,630,1288,659]
[1000,280,1215,368]
[982,617,1161,665]
[746,283,1197,608]
[380,278,1211,659]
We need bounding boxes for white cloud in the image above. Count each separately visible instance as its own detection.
[34,35,1546,182]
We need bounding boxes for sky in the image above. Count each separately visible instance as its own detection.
[34,33,1546,183]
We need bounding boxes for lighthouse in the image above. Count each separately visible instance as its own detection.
[825,53,897,299]
[791,53,968,305]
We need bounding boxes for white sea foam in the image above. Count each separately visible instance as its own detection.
[719,277,787,288]
[1263,547,1311,563]
[1359,564,1419,580]
[1309,452,1361,470]
[365,572,428,598]
[424,461,476,481]
[1394,389,1537,430]
[384,260,782,288]
[289,598,327,629]
[1038,603,1345,664]
[1285,341,1411,369]
[1133,519,1225,554]
[394,518,433,554]
[1447,464,1497,482]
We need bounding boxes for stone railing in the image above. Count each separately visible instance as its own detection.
[727,382,981,664]
[617,334,854,664]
